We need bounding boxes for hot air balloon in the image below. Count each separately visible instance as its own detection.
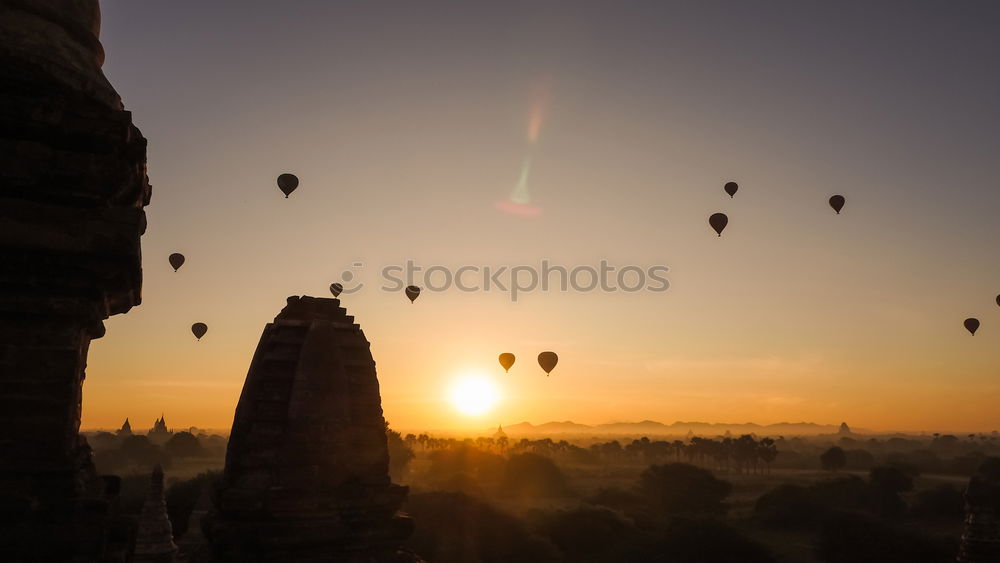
[964,318,980,336]
[499,353,515,373]
[709,213,728,237]
[405,285,421,304]
[829,195,846,214]
[330,283,343,297]
[537,351,558,375]
[168,253,185,272]
[995,294,999,308]
[276,173,299,198]
[724,182,738,198]
[191,323,208,340]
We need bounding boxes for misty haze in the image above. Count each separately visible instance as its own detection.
[2,1,999,562]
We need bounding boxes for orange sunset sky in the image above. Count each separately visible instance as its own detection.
[83,1,1000,433]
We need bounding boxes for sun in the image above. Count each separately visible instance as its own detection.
[449,375,500,416]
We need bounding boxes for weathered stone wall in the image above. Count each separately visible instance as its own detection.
[0,0,150,560]
[958,458,1000,563]
[207,296,417,562]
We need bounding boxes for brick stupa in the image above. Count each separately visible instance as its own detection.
[206,296,417,562]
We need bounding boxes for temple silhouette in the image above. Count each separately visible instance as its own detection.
[148,415,171,444]
[205,296,418,562]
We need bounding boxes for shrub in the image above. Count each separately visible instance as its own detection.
[165,431,204,458]
[754,483,818,527]
[820,447,847,471]
[911,484,964,521]
[639,518,777,563]
[585,487,643,512]
[405,492,559,563]
[164,471,220,538]
[534,507,638,562]
[500,453,572,498]
[637,463,731,515]
[816,511,957,563]
[426,445,506,484]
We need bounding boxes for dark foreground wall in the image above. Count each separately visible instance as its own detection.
[0,1,150,560]
[958,458,1000,563]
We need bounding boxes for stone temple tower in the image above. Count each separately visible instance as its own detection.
[206,296,417,562]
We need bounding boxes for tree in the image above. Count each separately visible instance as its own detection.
[757,438,778,475]
[426,444,506,485]
[585,487,643,513]
[534,507,638,562]
[405,492,560,563]
[120,434,167,468]
[755,476,877,529]
[868,465,914,517]
[869,466,913,495]
[496,435,509,454]
[844,449,875,470]
[385,422,415,482]
[820,446,847,472]
[816,511,957,563]
[754,484,817,527]
[500,453,572,498]
[90,431,119,450]
[732,435,760,474]
[911,484,964,521]
[637,463,732,515]
[164,471,220,538]
[640,518,777,563]
[672,440,685,461]
[165,431,204,458]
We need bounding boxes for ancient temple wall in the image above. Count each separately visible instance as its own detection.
[0,0,150,559]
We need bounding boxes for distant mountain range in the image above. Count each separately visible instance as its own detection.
[496,420,862,437]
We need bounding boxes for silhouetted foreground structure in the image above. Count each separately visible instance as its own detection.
[0,0,150,560]
[957,458,1000,562]
[206,296,418,562]
[176,486,212,563]
[134,466,177,563]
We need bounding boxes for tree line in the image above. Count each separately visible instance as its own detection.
[400,432,779,475]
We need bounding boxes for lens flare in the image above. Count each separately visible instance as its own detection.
[526,80,551,143]
[494,199,542,216]
[498,80,551,217]
[511,156,531,204]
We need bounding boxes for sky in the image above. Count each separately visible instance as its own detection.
[84,0,1000,433]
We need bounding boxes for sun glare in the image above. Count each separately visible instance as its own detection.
[449,375,500,416]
